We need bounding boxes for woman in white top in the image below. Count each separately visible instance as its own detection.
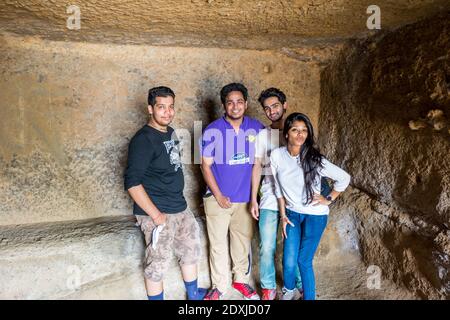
[270,112,351,300]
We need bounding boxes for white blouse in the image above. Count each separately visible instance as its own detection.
[270,146,351,215]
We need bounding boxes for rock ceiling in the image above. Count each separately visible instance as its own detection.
[0,0,448,49]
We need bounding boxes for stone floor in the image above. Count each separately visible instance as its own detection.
[217,255,415,300]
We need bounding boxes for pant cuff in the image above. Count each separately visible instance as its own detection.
[233,274,250,284]
[144,271,163,282]
[179,259,199,266]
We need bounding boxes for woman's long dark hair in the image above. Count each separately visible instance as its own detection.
[283,113,324,205]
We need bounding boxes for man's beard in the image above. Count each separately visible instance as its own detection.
[270,113,283,122]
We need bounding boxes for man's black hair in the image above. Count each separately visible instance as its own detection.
[220,83,248,105]
[257,87,286,107]
[148,86,175,106]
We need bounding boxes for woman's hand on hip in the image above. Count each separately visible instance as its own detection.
[312,194,332,206]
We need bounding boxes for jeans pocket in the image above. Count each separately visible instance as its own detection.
[203,195,224,216]
[286,208,293,217]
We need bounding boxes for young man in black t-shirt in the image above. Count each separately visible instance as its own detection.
[124,86,206,300]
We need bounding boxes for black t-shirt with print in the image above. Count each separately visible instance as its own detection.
[124,125,186,215]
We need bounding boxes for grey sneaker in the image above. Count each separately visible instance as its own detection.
[280,287,302,300]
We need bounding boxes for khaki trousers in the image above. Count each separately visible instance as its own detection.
[203,195,254,293]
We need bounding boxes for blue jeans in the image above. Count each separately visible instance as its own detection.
[259,209,302,290]
[282,209,328,300]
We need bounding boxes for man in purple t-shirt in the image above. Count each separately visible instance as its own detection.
[200,83,264,300]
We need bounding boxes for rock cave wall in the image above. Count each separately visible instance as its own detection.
[0,33,321,226]
[319,12,450,299]
[1,3,448,299]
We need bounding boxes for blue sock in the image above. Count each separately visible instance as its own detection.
[148,292,163,300]
[184,279,207,300]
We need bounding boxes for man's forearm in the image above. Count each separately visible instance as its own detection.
[200,163,223,198]
[277,197,286,217]
[127,185,162,219]
[251,159,263,202]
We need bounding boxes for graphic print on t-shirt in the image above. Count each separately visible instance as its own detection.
[229,152,250,165]
[163,139,182,172]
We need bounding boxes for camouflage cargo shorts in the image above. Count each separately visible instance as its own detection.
[135,208,201,282]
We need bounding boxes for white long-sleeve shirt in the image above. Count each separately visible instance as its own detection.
[270,146,351,215]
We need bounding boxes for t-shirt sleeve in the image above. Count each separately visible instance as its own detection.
[255,130,266,159]
[124,133,154,190]
[270,150,283,199]
[319,158,351,192]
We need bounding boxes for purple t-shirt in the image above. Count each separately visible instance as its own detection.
[200,115,265,203]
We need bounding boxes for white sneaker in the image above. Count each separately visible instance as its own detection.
[280,287,302,300]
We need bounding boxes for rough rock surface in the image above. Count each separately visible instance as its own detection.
[0,33,321,226]
[0,216,146,299]
[318,12,450,299]
[1,2,448,301]
[0,0,448,49]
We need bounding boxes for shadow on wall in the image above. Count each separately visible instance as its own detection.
[189,96,217,211]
